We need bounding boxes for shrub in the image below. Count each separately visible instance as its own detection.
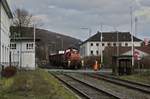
[1,66,17,78]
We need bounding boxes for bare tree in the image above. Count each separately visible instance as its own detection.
[12,8,44,37]
[13,8,32,27]
[12,8,33,37]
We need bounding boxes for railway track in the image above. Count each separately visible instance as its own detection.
[86,73,150,94]
[51,72,121,99]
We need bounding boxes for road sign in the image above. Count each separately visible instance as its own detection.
[144,38,150,46]
[134,51,141,60]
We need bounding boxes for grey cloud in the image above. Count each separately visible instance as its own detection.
[139,0,150,7]
[11,0,150,40]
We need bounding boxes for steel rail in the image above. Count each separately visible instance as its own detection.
[51,72,120,99]
[86,73,150,94]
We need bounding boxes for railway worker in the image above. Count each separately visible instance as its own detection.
[93,60,99,71]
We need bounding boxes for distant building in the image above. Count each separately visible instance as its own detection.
[103,46,150,68]
[80,31,142,58]
[0,0,13,66]
[10,37,40,70]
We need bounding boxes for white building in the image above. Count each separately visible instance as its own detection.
[10,37,39,70]
[0,0,13,66]
[80,31,142,58]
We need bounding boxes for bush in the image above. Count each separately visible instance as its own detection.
[1,66,17,78]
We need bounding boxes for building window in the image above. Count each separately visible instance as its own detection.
[125,43,128,47]
[102,43,105,46]
[91,50,93,55]
[96,50,99,55]
[91,43,93,46]
[96,43,99,46]
[10,44,16,49]
[108,43,111,46]
[113,43,116,46]
[26,43,33,49]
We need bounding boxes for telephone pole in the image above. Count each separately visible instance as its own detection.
[130,7,134,67]
[100,24,103,65]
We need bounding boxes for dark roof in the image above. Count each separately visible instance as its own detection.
[82,31,142,44]
[105,46,150,55]
[1,0,13,18]
[11,37,40,42]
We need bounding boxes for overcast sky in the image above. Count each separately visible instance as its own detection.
[9,0,150,41]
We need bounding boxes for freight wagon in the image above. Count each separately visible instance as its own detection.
[49,48,81,69]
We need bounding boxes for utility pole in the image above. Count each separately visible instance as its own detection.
[33,24,36,69]
[130,7,134,67]
[100,24,103,65]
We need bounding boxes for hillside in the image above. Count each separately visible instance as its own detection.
[10,26,82,61]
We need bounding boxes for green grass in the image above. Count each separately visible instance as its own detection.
[0,69,78,99]
[120,70,150,85]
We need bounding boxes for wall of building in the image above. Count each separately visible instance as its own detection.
[11,41,35,70]
[80,41,142,57]
[0,4,11,66]
[80,43,88,58]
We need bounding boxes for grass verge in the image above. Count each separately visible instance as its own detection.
[0,69,78,99]
[120,70,150,85]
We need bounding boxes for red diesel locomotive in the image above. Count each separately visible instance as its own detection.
[49,48,81,69]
